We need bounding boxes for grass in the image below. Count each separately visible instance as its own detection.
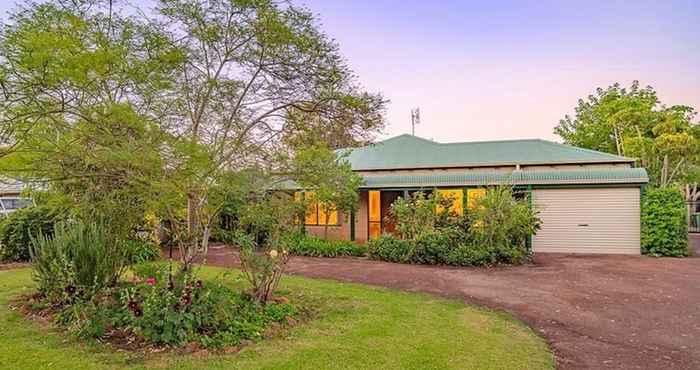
[0,266,554,370]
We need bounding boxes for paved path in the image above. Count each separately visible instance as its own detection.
[201,245,700,369]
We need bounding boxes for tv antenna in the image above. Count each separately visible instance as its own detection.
[411,108,420,136]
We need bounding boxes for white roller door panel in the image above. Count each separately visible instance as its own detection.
[532,188,640,254]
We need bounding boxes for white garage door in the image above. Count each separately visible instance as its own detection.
[532,187,640,254]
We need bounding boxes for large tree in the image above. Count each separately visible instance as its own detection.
[0,1,180,238]
[0,0,385,270]
[554,81,699,188]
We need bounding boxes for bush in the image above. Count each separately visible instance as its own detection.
[121,274,296,347]
[367,235,415,263]
[283,233,366,258]
[641,187,688,257]
[468,186,540,253]
[0,204,66,262]
[39,271,299,348]
[411,232,453,264]
[123,238,161,264]
[29,221,126,302]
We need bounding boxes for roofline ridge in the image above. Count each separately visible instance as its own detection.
[439,138,542,145]
[538,139,635,161]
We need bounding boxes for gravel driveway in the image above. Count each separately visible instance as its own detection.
[200,245,700,369]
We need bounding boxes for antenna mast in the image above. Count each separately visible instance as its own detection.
[411,108,420,136]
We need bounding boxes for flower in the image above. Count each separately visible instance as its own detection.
[133,307,143,317]
[269,249,278,258]
[145,277,156,286]
[195,280,203,289]
[64,285,76,295]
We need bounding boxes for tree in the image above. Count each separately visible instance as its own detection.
[0,0,385,271]
[149,0,384,269]
[554,81,699,188]
[290,145,363,238]
[0,1,180,241]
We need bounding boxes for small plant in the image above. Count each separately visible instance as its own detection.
[641,187,688,256]
[29,221,126,303]
[123,239,161,264]
[239,244,290,305]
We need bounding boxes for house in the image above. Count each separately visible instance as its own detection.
[300,134,649,254]
[0,178,31,216]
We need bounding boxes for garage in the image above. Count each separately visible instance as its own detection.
[532,187,641,254]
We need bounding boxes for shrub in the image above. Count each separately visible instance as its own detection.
[121,274,296,347]
[239,244,289,305]
[131,261,169,282]
[283,233,366,257]
[641,187,688,257]
[389,192,456,240]
[29,221,126,302]
[411,231,453,264]
[0,204,66,262]
[123,238,161,264]
[468,186,540,253]
[367,235,415,263]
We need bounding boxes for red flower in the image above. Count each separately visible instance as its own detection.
[145,277,156,286]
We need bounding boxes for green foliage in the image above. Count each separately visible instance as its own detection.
[389,191,456,240]
[131,261,170,282]
[283,233,365,257]
[554,81,699,186]
[370,187,538,266]
[290,144,363,239]
[468,187,540,254]
[0,204,66,262]
[641,187,688,257]
[29,222,126,303]
[122,274,296,347]
[122,239,161,265]
[367,235,415,263]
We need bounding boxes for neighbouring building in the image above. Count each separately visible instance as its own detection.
[0,178,31,216]
[297,134,648,254]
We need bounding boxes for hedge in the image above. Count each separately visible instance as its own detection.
[641,187,688,257]
[0,205,66,262]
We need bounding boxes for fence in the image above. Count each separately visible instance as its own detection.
[689,201,700,233]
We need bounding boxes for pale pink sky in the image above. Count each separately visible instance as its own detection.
[302,0,700,143]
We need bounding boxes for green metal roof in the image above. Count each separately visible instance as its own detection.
[341,134,635,170]
[360,168,649,188]
[274,168,649,190]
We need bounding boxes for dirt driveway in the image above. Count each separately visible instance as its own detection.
[200,246,700,369]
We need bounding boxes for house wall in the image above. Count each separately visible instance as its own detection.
[304,192,369,243]
[305,211,350,240]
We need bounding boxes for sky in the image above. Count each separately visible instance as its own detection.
[1,0,698,143]
[300,0,700,142]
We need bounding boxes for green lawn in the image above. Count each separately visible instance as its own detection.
[0,267,553,370]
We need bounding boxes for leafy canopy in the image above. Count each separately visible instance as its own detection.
[554,81,699,187]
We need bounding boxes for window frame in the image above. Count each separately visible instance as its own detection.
[296,191,340,227]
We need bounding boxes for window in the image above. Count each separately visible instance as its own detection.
[0,198,31,211]
[467,188,487,210]
[368,190,381,240]
[437,189,464,216]
[295,191,338,226]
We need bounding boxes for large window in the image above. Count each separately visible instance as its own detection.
[467,188,487,210]
[437,189,464,216]
[296,191,338,226]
